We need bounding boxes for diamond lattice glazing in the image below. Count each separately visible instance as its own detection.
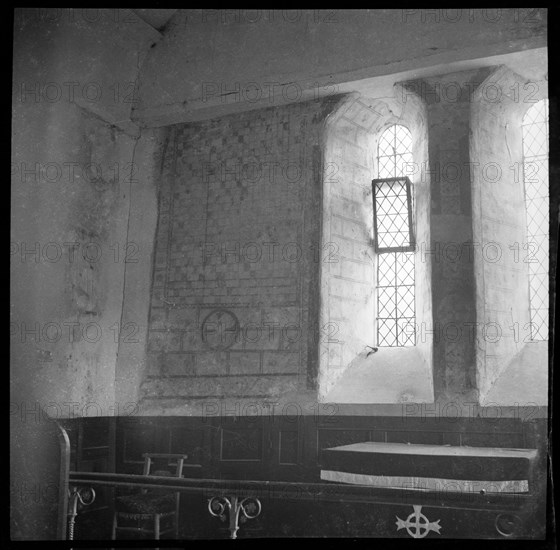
[375,125,415,346]
[522,99,549,340]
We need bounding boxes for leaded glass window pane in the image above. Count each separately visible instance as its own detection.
[374,125,415,347]
[522,99,549,341]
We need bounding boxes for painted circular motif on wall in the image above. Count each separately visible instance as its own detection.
[200,309,240,350]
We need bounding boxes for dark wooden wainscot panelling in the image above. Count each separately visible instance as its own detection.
[69,414,548,539]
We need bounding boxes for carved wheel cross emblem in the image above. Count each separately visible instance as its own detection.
[396,505,441,539]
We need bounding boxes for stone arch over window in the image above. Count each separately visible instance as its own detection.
[318,88,433,404]
[471,66,548,405]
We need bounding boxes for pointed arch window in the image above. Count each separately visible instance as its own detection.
[522,99,549,341]
[373,124,415,347]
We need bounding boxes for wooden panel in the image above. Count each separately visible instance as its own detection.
[278,430,299,465]
[62,415,546,539]
[121,422,159,465]
[220,425,263,461]
[317,429,380,467]
[113,415,540,482]
[169,426,207,465]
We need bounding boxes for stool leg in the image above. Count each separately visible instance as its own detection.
[154,514,161,550]
[174,495,180,539]
[154,513,160,539]
[111,511,117,540]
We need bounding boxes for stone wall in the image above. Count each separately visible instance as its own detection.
[11,8,161,414]
[141,98,337,412]
[11,10,549,418]
[140,67,550,412]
